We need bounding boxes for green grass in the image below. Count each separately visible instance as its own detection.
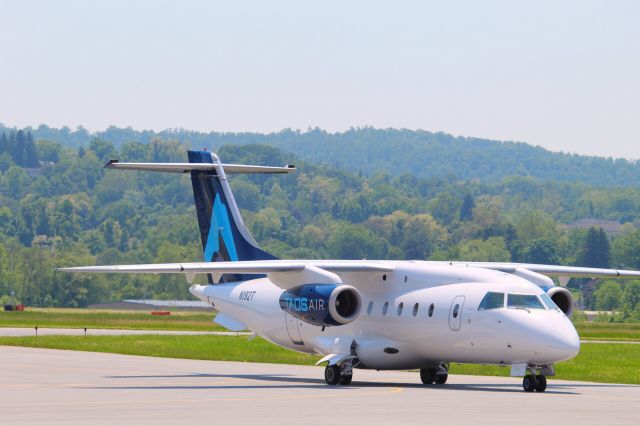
[450,343,640,384]
[575,322,640,341]
[0,334,317,365]
[0,308,224,331]
[1,334,638,384]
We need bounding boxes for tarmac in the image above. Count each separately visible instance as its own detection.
[0,327,251,337]
[1,346,638,425]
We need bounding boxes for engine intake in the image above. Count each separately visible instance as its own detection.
[279,284,362,326]
[547,287,574,316]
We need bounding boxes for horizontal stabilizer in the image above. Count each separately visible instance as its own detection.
[104,160,296,174]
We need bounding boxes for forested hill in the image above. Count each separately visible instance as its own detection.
[4,124,640,187]
[2,130,640,315]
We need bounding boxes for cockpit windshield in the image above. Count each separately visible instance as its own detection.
[507,294,545,310]
[478,292,504,311]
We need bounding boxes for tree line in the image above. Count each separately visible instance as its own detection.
[1,130,640,319]
[0,130,39,169]
[5,124,640,187]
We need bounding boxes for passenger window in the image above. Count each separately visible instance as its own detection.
[478,292,504,311]
[428,303,434,317]
[382,302,389,316]
[367,301,373,315]
[507,294,545,310]
[452,304,459,318]
[412,303,419,317]
[397,302,403,316]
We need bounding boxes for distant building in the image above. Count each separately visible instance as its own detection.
[88,299,211,311]
[567,218,625,235]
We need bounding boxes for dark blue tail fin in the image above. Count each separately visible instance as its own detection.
[188,150,277,283]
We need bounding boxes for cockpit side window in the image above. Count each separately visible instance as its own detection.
[478,292,504,311]
[540,293,559,310]
[507,294,545,310]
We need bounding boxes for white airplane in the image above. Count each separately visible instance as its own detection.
[60,150,640,392]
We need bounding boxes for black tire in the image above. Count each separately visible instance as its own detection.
[420,368,436,384]
[522,375,536,392]
[434,373,448,385]
[324,365,340,385]
[534,375,547,392]
[339,374,353,385]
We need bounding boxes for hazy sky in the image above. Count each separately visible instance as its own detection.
[1,0,639,158]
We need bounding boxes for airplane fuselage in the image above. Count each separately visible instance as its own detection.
[191,261,580,370]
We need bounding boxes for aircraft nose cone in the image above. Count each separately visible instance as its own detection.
[544,321,580,361]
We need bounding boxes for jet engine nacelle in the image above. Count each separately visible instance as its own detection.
[547,286,574,316]
[279,284,362,326]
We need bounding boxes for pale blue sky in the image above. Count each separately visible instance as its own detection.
[1,0,639,158]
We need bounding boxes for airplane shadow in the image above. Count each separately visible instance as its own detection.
[97,372,592,394]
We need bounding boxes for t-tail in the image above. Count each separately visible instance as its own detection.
[104,150,295,282]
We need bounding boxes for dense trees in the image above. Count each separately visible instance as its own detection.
[459,194,475,221]
[1,127,640,318]
[7,124,640,188]
[0,130,39,168]
[594,281,623,311]
[578,227,611,268]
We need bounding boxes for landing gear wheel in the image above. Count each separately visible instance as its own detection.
[534,375,547,392]
[434,373,448,384]
[339,374,353,385]
[420,368,437,384]
[324,365,340,385]
[522,374,536,392]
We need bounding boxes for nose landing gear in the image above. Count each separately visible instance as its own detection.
[522,365,550,392]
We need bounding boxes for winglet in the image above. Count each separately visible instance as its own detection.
[104,159,119,168]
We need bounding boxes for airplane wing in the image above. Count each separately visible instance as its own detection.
[57,260,394,290]
[437,261,640,279]
[59,259,640,291]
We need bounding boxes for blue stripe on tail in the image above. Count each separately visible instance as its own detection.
[204,194,238,262]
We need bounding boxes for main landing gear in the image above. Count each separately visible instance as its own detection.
[522,374,547,392]
[420,363,449,385]
[324,363,353,385]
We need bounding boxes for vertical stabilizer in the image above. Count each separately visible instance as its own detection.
[188,150,277,282]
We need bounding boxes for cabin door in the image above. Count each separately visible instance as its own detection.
[449,295,465,331]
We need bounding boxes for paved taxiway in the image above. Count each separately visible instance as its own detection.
[0,327,251,337]
[1,346,638,425]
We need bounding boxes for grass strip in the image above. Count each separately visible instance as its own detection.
[574,322,640,341]
[0,309,223,332]
[450,342,640,384]
[0,334,317,365]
